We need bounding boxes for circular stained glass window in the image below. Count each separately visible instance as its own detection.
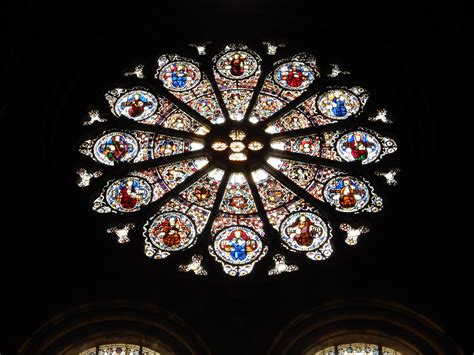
[78,43,398,277]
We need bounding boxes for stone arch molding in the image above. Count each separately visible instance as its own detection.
[268,299,462,355]
[18,301,210,355]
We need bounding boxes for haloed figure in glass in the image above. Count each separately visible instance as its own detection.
[117,179,145,210]
[220,229,258,261]
[152,215,192,248]
[99,134,132,163]
[341,132,375,161]
[285,214,323,247]
[120,93,153,118]
[331,178,364,209]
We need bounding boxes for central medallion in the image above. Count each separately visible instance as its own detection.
[208,125,267,165]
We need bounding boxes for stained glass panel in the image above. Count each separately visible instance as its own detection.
[213,44,261,121]
[155,54,224,124]
[105,88,209,135]
[92,158,208,213]
[79,43,398,276]
[270,129,396,164]
[267,157,383,213]
[249,53,319,122]
[80,130,203,166]
[265,87,368,133]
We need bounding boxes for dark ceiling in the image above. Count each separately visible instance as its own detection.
[5,1,472,354]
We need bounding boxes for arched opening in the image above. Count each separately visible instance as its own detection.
[268,299,462,355]
[18,301,210,355]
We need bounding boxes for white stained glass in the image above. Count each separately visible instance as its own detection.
[211,141,228,151]
[229,130,246,141]
[248,141,264,151]
[230,141,246,152]
[229,152,247,161]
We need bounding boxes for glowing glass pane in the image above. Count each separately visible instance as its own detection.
[314,343,401,355]
[229,130,246,141]
[80,44,398,276]
[265,87,369,133]
[248,141,264,151]
[80,131,203,166]
[230,141,245,152]
[211,141,228,151]
[229,152,247,161]
[251,169,296,210]
[156,54,224,124]
[249,53,319,122]
[220,173,257,214]
[271,130,396,164]
[106,88,209,134]
[180,168,225,209]
[213,45,261,119]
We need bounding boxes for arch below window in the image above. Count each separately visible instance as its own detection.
[268,299,462,355]
[79,343,159,355]
[314,343,401,355]
[18,301,210,355]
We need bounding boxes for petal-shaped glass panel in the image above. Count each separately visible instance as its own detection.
[92,158,209,213]
[105,88,209,135]
[213,44,262,120]
[267,157,383,213]
[270,129,396,164]
[249,53,319,122]
[220,172,258,214]
[80,130,203,166]
[155,54,224,124]
[251,169,296,211]
[179,168,225,209]
[265,87,368,133]
[209,173,268,276]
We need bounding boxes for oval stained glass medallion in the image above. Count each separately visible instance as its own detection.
[78,43,398,277]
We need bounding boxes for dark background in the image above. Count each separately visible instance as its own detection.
[5,1,472,354]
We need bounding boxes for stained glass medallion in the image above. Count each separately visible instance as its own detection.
[78,43,398,277]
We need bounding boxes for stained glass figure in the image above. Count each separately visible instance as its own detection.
[271,129,396,164]
[265,87,368,133]
[155,54,224,124]
[323,176,383,213]
[144,211,197,259]
[79,44,398,276]
[80,131,203,166]
[105,88,210,135]
[249,53,319,122]
[213,44,261,120]
[92,158,208,214]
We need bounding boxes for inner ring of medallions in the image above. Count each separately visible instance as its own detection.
[206,123,269,168]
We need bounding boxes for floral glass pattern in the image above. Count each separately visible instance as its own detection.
[79,43,398,276]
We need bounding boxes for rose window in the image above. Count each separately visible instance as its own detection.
[78,43,398,277]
